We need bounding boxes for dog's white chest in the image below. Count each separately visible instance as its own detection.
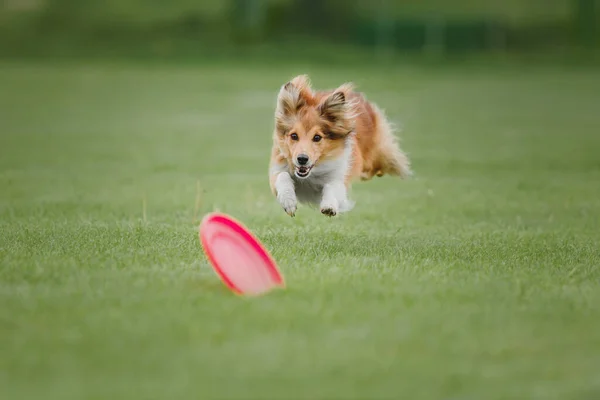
[291,152,349,206]
[283,136,355,210]
[293,177,324,205]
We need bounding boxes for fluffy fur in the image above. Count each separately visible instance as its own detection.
[269,75,411,217]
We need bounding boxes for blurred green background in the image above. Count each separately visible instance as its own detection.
[2,2,600,400]
[1,0,598,60]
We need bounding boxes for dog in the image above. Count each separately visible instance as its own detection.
[268,75,411,217]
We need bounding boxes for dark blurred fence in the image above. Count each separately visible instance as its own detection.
[1,0,598,57]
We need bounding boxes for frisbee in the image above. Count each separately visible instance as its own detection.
[199,212,285,296]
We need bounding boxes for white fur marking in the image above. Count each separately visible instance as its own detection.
[291,136,355,214]
[274,171,297,216]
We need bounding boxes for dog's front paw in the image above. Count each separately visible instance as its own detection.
[278,195,297,217]
[321,207,337,217]
[320,201,338,217]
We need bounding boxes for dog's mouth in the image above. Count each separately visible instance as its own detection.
[295,165,313,178]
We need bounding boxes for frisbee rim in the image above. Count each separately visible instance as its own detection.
[199,212,284,295]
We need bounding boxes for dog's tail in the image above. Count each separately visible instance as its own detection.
[372,105,412,179]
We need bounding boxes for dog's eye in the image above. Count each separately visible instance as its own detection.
[313,135,322,142]
[290,133,298,141]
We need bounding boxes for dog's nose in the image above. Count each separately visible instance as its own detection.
[297,155,309,165]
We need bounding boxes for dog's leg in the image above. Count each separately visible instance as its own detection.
[274,172,297,217]
[320,181,348,217]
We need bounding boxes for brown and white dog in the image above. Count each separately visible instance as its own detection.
[269,75,411,217]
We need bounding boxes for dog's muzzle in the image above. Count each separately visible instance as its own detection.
[295,165,313,178]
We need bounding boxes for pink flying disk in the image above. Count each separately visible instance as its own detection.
[199,212,285,296]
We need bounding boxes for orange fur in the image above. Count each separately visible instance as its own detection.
[269,75,411,216]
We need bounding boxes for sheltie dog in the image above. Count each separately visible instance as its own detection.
[268,75,411,217]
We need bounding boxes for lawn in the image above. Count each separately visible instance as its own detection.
[1,59,599,400]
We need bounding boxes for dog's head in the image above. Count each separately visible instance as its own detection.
[274,75,358,179]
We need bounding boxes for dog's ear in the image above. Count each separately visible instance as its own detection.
[319,91,347,123]
[275,75,312,133]
[318,83,357,137]
[276,82,305,117]
[288,74,311,93]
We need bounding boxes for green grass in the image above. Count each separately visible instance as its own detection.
[1,59,600,400]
